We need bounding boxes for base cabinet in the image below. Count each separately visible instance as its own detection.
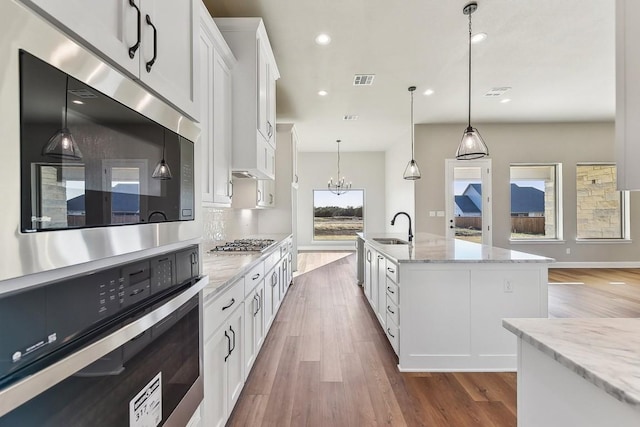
[264,265,280,330]
[244,281,265,375]
[203,303,244,427]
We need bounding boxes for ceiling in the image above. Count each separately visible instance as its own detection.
[204,0,615,152]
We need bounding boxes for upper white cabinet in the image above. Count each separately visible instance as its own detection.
[199,3,236,207]
[21,0,198,120]
[616,0,640,190]
[215,18,280,179]
[231,178,275,209]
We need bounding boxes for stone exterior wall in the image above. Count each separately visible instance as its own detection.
[39,165,68,229]
[576,165,621,238]
[544,179,556,238]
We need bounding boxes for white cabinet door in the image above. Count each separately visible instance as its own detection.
[243,281,264,376]
[23,0,139,76]
[264,267,279,330]
[377,255,387,327]
[267,65,277,148]
[139,0,197,119]
[203,325,229,427]
[212,49,233,204]
[226,307,245,413]
[257,38,270,142]
[199,22,215,205]
[364,246,372,302]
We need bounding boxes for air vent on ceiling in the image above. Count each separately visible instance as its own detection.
[343,115,359,121]
[353,74,375,86]
[68,89,97,99]
[484,87,511,97]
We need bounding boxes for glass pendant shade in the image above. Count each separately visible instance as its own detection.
[43,128,83,160]
[403,159,421,180]
[403,86,421,180]
[456,126,488,160]
[152,158,172,180]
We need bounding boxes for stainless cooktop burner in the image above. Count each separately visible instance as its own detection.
[210,239,276,253]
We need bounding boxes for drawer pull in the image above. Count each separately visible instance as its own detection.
[222,298,235,311]
[387,328,395,339]
[387,305,395,315]
[387,267,395,274]
[252,273,261,281]
[377,255,384,260]
[387,286,395,294]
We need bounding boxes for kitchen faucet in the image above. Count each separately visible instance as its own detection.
[390,211,413,242]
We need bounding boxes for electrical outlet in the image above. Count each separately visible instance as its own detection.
[566,248,571,255]
[503,279,513,293]
[429,211,436,217]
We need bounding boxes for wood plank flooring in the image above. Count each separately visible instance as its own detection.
[227,255,516,427]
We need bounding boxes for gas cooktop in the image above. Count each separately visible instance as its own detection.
[210,239,276,253]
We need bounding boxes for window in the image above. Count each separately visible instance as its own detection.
[313,190,364,241]
[576,164,629,239]
[509,164,562,240]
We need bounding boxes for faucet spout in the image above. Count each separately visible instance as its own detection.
[390,211,413,242]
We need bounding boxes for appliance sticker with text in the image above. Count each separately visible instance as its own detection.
[130,372,162,427]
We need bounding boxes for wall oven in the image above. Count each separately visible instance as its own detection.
[0,245,206,426]
[0,0,201,286]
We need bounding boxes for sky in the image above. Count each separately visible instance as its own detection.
[314,189,364,208]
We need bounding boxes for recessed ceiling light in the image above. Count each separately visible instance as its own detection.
[315,33,331,45]
[500,98,511,104]
[318,90,328,96]
[72,100,84,105]
[471,32,487,44]
[423,89,435,96]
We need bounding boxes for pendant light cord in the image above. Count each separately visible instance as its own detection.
[411,89,415,159]
[467,12,472,129]
[337,139,341,178]
[64,76,69,128]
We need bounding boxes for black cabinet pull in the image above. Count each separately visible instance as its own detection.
[145,14,157,72]
[252,273,261,281]
[253,295,260,316]
[387,267,395,274]
[224,330,231,361]
[128,0,141,59]
[387,305,395,315]
[387,286,395,294]
[222,298,235,311]
[387,328,395,339]
[377,255,383,260]
[229,326,236,354]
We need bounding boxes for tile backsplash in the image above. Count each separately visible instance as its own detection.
[202,207,259,243]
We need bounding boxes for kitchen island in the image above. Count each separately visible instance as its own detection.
[357,232,553,371]
[504,318,640,427]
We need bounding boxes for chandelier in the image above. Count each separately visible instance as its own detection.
[328,139,351,195]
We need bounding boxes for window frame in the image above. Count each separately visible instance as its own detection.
[311,189,365,242]
[575,162,630,241]
[509,163,563,242]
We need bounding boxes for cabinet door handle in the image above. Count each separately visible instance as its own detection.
[295,174,299,183]
[257,189,262,203]
[387,267,395,274]
[128,0,141,59]
[366,251,371,262]
[272,272,277,287]
[252,273,261,281]
[387,328,395,339]
[387,286,395,294]
[267,121,273,138]
[228,180,233,198]
[387,305,395,315]
[257,293,262,312]
[145,14,157,72]
[224,330,231,361]
[269,193,274,204]
[229,325,236,354]
[222,298,235,311]
[253,295,260,316]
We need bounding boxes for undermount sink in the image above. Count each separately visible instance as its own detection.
[373,237,408,245]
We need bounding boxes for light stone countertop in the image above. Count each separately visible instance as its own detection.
[357,232,554,264]
[201,233,292,303]
[503,318,640,410]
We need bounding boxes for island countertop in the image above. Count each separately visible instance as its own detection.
[503,318,640,411]
[357,232,554,264]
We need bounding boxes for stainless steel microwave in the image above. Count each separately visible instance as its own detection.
[0,0,201,286]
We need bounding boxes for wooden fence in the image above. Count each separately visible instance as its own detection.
[455,216,545,235]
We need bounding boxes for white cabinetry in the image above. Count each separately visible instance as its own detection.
[23,0,198,119]
[231,178,275,209]
[203,278,245,427]
[215,18,280,179]
[243,261,266,375]
[616,0,640,190]
[199,4,235,206]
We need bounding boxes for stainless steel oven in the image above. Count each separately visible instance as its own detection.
[0,245,207,426]
[0,0,201,286]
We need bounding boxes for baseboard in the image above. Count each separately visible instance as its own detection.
[298,245,356,251]
[552,261,640,268]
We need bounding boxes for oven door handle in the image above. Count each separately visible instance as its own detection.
[224,330,231,362]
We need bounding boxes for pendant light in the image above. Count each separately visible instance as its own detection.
[152,131,173,180]
[456,1,489,160]
[403,86,421,180]
[328,139,351,195]
[43,75,83,160]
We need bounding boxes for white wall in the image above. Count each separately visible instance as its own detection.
[385,143,416,233]
[414,122,640,264]
[297,151,386,250]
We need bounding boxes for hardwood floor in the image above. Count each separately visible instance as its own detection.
[295,251,353,275]
[227,255,516,427]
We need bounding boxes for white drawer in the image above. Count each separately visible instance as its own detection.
[264,250,280,273]
[385,297,399,326]
[204,277,244,340]
[245,261,265,295]
[385,317,399,355]
[386,279,399,305]
[386,261,398,283]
